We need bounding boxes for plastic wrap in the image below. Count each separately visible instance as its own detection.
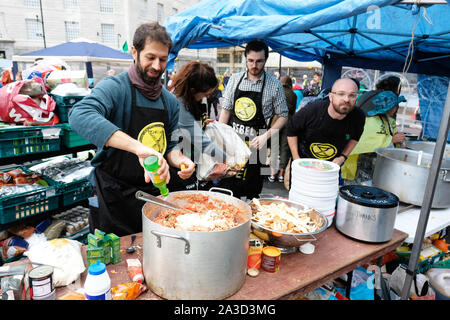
[29,157,92,183]
[24,238,86,287]
[197,121,251,181]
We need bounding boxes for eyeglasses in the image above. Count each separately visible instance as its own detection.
[331,91,358,99]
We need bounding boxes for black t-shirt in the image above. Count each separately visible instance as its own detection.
[286,98,365,160]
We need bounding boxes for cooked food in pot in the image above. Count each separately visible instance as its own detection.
[152,194,247,232]
[250,198,324,233]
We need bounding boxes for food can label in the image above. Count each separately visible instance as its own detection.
[261,247,281,273]
[30,277,54,299]
[247,240,263,269]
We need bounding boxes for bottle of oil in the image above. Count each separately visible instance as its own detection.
[144,155,169,197]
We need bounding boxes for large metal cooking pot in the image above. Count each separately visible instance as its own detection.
[372,148,450,208]
[407,141,450,159]
[250,197,327,248]
[140,188,252,300]
[336,185,399,243]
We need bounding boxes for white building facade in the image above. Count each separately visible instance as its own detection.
[0,0,216,72]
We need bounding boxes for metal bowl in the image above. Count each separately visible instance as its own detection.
[250,197,327,247]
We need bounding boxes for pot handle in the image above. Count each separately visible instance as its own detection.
[293,234,318,242]
[151,230,190,254]
[208,187,233,197]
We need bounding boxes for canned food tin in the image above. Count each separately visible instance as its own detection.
[247,238,263,269]
[261,246,281,273]
[29,265,55,300]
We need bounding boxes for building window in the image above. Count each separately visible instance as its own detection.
[139,0,148,17]
[171,8,178,16]
[24,0,40,8]
[65,21,80,41]
[25,18,43,40]
[101,23,115,44]
[63,0,78,9]
[234,52,242,64]
[157,3,164,23]
[100,0,113,13]
[217,53,230,63]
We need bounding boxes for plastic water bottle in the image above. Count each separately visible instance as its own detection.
[84,260,111,300]
[144,155,169,197]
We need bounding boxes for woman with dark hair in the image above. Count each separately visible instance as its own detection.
[169,61,229,191]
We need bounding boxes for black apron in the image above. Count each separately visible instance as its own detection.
[91,83,170,236]
[167,102,213,192]
[219,72,267,200]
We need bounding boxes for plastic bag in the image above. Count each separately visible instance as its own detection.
[0,77,58,125]
[111,282,148,300]
[24,238,85,287]
[197,121,251,181]
[389,265,435,299]
[22,58,69,90]
[1,236,29,261]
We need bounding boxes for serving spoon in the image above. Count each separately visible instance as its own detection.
[135,190,198,214]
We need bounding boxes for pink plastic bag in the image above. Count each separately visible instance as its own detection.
[0,77,57,125]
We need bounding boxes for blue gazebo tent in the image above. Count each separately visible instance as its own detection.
[164,0,450,300]
[12,39,132,79]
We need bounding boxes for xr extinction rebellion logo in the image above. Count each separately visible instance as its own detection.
[309,142,337,160]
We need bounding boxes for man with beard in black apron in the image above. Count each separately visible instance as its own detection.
[218,40,289,200]
[69,23,195,236]
[286,78,366,188]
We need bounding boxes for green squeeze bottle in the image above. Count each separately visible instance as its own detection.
[143,155,169,197]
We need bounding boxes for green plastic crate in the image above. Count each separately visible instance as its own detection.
[60,178,94,207]
[397,250,446,274]
[0,167,60,225]
[50,94,85,123]
[0,125,63,158]
[61,123,90,148]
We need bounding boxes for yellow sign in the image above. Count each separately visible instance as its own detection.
[235,97,257,121]
[138,122,167,154]
[310,142,337,160]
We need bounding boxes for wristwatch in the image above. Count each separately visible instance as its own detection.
[340,154,348,160]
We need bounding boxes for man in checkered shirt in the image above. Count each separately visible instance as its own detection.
[218,39,289,200]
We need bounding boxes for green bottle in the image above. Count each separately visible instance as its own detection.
[143,156,169,197]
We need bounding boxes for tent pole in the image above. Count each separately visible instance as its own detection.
[417,54,450,63]
[356,32,407,58]
[306,30,351,54]
[278,54,282,76]
[357,29,450,40]
[400,81,450,300]
[349,16,357,52]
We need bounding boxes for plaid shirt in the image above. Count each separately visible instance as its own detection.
[221,71,289,120]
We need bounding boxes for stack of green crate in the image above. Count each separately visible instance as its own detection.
[86,229,121,267]
[0,125,63,158]
[0,166,61,224]
[50,94,85,123]
[61,123,91,148]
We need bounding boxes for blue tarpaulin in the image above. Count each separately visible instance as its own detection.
[165,0,450,77]
[418,75,450,141]
[165,0,450,141]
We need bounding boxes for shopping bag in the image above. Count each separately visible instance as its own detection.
[196,121,251,181]
[0,77,58,125]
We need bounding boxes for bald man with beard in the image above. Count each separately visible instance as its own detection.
[286,78,365,167]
